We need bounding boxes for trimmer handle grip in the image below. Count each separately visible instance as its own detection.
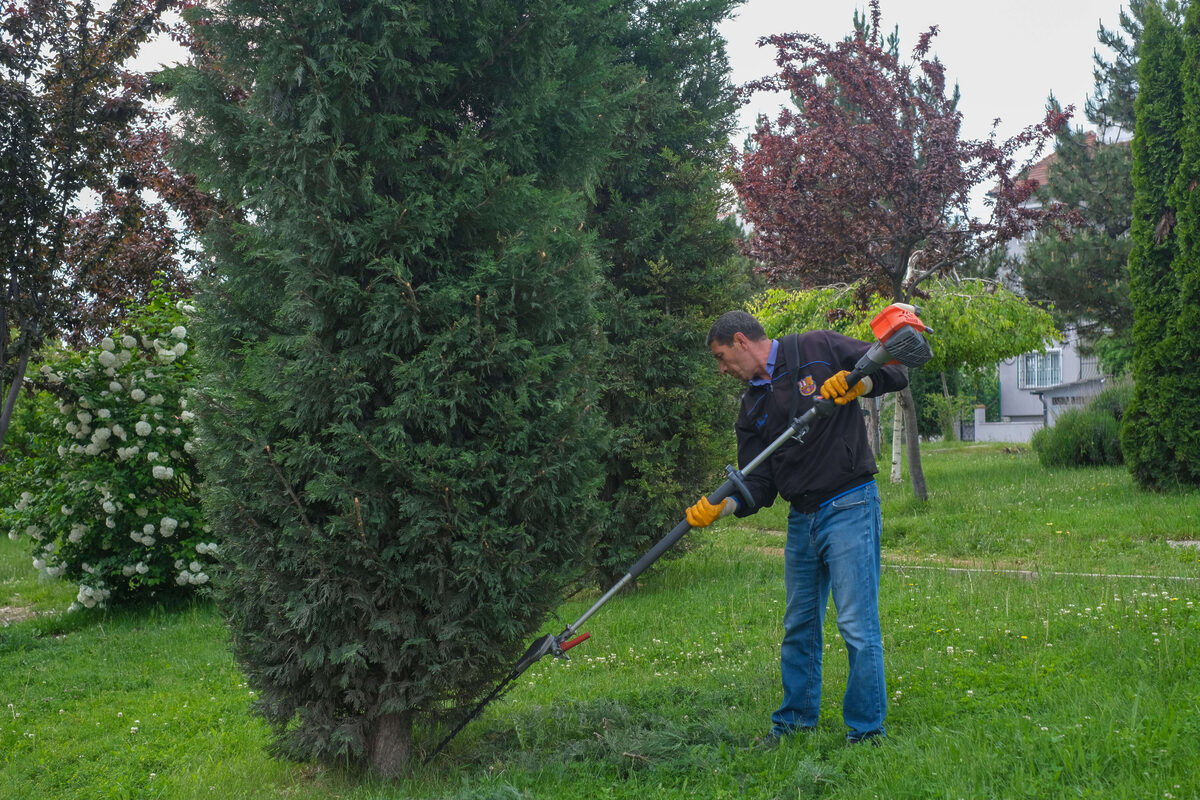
[560,633,591,652]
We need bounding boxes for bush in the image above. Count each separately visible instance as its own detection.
[1032,383,1132,468]
[1087,379,1134,422]
[0,290,211,609]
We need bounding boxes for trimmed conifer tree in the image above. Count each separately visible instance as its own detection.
[169,0,625,775]
[1164,0,1200,485]
[589,0,750,582]
[1123,0,1185,490]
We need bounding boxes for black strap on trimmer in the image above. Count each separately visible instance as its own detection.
[785,333,802,424]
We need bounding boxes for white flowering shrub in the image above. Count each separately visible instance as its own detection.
[1,291,215,609]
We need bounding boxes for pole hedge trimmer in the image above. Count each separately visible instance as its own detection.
[424,303,934,763]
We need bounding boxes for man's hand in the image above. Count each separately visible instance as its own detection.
[820,370,872,406]
[685,496,737,528]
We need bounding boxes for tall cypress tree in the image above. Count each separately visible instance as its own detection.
[1164,0,1200,484]
[169,0,624,775]
[589,0,750,582]
[1123,0,1185,490]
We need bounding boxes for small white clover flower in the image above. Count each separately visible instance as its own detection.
[152,465,175,480]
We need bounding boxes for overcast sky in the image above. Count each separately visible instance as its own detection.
[134,1,1131,215]
[139,2,1129,142]
[720,0,1129,143]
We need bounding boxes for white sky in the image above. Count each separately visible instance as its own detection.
[721,0,1129,143]
[138,2,1129,142]
[134,1,1130,215]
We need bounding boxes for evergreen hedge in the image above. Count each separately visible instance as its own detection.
[589,0,749,583]
[1122,0,1186,489]
[171,0,629,775]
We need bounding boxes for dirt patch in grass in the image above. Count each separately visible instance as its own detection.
[0,605,38,626]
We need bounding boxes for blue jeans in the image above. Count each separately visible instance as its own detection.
[771,482,886,739]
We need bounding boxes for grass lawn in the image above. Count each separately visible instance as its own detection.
[2,442,1199,799]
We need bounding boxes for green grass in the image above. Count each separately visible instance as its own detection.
[3,443,1199,799]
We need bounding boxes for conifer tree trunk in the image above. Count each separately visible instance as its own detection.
[367,712,413,779]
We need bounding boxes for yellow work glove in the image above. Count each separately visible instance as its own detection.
[820,370,873,405]
[685,496,738,528]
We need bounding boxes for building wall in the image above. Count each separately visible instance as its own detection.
[998,327,1102,424]
[969,405,1042,443]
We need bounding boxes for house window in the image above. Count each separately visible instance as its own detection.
[1019,350,1062,388]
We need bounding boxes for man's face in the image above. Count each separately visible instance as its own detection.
[710,333,759,382]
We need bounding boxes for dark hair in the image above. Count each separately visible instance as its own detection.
[707,310,767,347]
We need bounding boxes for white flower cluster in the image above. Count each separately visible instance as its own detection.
[147,327,188,364]
[73,584,111,610]
[175,557,210,586]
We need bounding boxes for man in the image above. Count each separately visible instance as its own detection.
[687,310,908,745]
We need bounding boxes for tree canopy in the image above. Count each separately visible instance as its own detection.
[733,0,1071,299]
[1,0,210,448]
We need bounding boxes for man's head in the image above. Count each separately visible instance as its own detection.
[707,311,772,382]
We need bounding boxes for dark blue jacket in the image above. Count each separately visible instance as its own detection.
[734,330,908,515]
